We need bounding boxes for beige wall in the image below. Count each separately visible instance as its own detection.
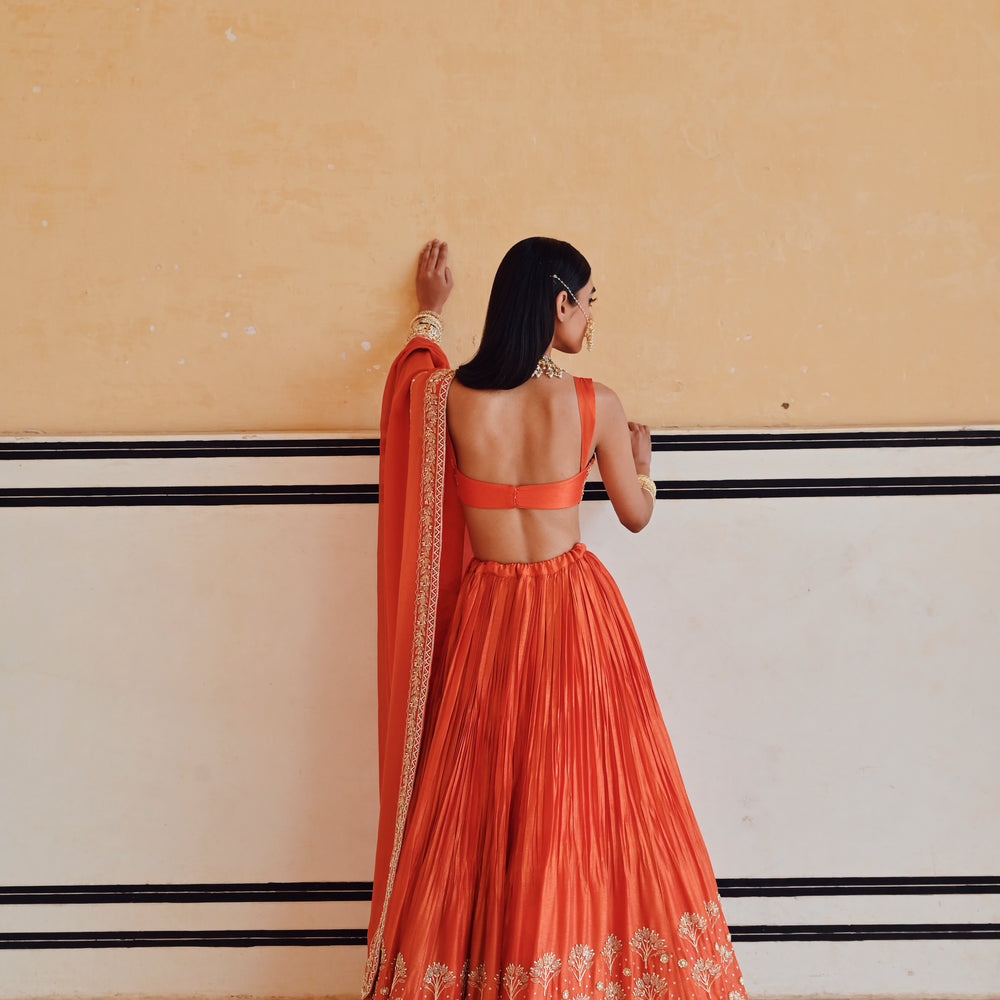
[2,0,999,435]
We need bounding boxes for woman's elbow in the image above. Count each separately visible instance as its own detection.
[618,509,652,533]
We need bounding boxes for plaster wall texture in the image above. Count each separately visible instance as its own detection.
[2,0,999,435]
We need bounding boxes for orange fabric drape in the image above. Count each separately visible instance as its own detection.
[368,338,466,994]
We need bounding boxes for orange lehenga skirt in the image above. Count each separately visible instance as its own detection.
[371,543,747,1000]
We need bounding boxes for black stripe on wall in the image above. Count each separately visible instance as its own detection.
[0,485,379,507]
[730,923,1000,942]
[717,875,1000,896]
[1,925,999,950]
[590,476,1000,501]
[652,429,1000,451]
[0,440,381,460]
[3,876,998,906]
[0,929,366,950]
[3,429,999,461]
[0,882,372,905]
[3,475,1000,507]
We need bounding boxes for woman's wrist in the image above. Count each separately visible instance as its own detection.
[408,310,443,343]
[416,300,445,315]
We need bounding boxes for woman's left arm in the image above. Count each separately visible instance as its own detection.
[592,382,655,533]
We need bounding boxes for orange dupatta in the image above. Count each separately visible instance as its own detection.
[367,337,466,996]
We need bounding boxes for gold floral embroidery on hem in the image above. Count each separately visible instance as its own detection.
[630,928,666,967]
[676,898,742,996]
[600,934,622,973]
[502,963,530,1000]
[633,971,670,1000]
[378,903,747,1000]
[467,963,491,997]
[530,953,561,994]
[425,962,458,1000]
[567,944,594,985]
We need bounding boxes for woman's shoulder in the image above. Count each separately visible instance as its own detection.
[592,380,624,409]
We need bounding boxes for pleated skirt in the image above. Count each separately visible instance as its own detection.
[375,543,747,1000]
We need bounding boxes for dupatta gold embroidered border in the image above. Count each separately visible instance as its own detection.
[365,367,457,995]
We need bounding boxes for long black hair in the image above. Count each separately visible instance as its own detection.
[455,237,591,390]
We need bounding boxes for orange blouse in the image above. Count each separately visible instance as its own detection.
[452,376,596,509]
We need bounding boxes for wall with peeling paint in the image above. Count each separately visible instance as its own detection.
[2,0,999,435]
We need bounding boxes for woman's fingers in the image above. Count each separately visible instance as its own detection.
[420,239,449,277]
[628,422,652,468]
[415,239,454,312]
[428,240,447,276]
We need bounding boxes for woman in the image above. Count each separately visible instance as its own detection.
[369,238,747,1000]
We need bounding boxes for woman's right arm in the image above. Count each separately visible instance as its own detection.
[592,382,655,533]
[380,241,454,453]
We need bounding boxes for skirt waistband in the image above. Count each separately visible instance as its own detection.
[468,542,588,577]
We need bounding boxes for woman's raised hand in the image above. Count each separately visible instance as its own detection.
[628,421,652,475]
[416,239,454,314]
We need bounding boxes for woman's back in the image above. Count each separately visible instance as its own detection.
[447,377,592,564]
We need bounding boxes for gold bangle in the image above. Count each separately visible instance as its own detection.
[407,311,443,343]
[637,474,656,500]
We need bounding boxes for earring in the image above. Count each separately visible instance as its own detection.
[551,273,595,351]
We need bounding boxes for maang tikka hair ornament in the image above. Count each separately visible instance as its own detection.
[551,274,595,352]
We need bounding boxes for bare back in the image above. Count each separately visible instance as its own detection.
[447,377,592,563]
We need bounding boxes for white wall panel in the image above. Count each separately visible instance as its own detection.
[1,431,997,999]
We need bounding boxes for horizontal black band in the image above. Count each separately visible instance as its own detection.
[0,485,380,507]
[717,875,1000,895]
[3,429,999,462]
[0,929,366,949]
[0,440,381,461]
[2,924,998,950]
[0,882,373,905]
[585,476,1000,501]
[729,922,1000,942]
[652,429,1000,451]
[3,475,1000,507]
[3,876,998,906]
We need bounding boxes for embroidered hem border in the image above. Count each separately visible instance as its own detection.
[376,899,748,1000]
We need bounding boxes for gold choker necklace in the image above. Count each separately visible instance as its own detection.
[532,355,565,379]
